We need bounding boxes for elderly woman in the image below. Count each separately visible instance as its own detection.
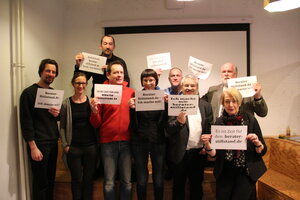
[167,74,213,200]
[201,87,267,200]
[128,69,167,200]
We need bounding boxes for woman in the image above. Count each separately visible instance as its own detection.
[167,74,213,200]
[128,69,167,200]
[60,72,98,200]
[201,87,267,200]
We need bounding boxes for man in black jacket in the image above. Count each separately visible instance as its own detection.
[74,35,130,97]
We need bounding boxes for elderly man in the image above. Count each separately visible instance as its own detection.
[167,74,213,200]
[202,62,268,121]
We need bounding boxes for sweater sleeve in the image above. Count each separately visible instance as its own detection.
[19,87,36,142]
[90,104,102,128]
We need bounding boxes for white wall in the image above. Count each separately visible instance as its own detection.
[1,0,300,198]
[0,0,20,199]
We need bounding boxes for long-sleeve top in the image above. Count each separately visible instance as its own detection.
[19,83,59,144]
[90,81,134,143]
[213,111,267,181]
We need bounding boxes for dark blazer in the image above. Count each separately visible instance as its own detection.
[213,112,267,182]
[201,83,268,122]
[167,99,213,164]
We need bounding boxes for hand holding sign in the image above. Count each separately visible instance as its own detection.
[79,52,107,75]
[227,76,257,98]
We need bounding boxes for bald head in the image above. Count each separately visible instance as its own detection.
[220,62,238,86]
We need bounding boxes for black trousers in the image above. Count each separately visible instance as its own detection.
[67,144,98,200]
[172,149,206,200]
[216,164,256,200]
[29,143,58,200]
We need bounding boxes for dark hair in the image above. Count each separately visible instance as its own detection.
[71,72,87,85]
[38,58,59,77]
[100,35,115,45]
[107,60,124,75]
[140,69,159,87]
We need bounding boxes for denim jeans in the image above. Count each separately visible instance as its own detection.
[132,142,165,200]
[100,141,132,200]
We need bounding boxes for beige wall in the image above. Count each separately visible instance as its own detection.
[1,0,300,198]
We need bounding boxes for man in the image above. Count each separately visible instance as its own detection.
[20,59,60,200]
[74,35,130,97]
[89,61,134,200]
[167,75,213,200]
[164,67,183,95]
[202,62,268,121]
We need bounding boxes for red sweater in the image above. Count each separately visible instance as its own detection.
[90,81,134,143]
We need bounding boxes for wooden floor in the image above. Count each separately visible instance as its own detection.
[54,169,216,200]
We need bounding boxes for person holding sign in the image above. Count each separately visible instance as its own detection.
[60,72,98,200]
[167,75,213,200]
[128,69,167,200]
[201,88,267,200]
[90,61,134,200]
[74,35,130,97]
[19,58,60,200]
[202,62,268,121]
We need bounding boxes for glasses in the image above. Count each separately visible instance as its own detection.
[74,82,87,86]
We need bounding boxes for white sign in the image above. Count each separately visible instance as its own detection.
[135,90,165,111]
[211,125,247,150]
[34,88,64,109]
[188,56,213,80]
[168,95,198,116]
[94,84,122,105]
[227,76,257,98]
[79,52,107,74]
[147,52,172,70]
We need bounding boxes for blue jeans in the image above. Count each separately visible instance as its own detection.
[132,142,165,200]
[101,141,132,200]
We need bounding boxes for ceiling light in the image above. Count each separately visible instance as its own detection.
[264,0,300,12]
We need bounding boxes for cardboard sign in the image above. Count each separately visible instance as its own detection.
[168,95,198,116]
[188,56,213,80]
[147,52,172,70]
[211,125,247,150]
[79,52,107,74]
[94,84,122,105]
[135,90,165,111]
[227,76,257,98]
[34,88,64,109]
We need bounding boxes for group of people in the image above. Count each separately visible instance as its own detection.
[19,35,268,200]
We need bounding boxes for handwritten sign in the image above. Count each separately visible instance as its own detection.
[211,125,247,150]
[94,84,122,105]
[168,95,198,116]
[188,56,213,80]
[147,52,172,70]
[79,52,107,74]
[34,88,64,109]
[227,76,257,98]
[135,90,165,111]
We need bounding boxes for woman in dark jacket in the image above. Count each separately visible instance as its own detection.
[201,87,267,200]
[128,69,167,200]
